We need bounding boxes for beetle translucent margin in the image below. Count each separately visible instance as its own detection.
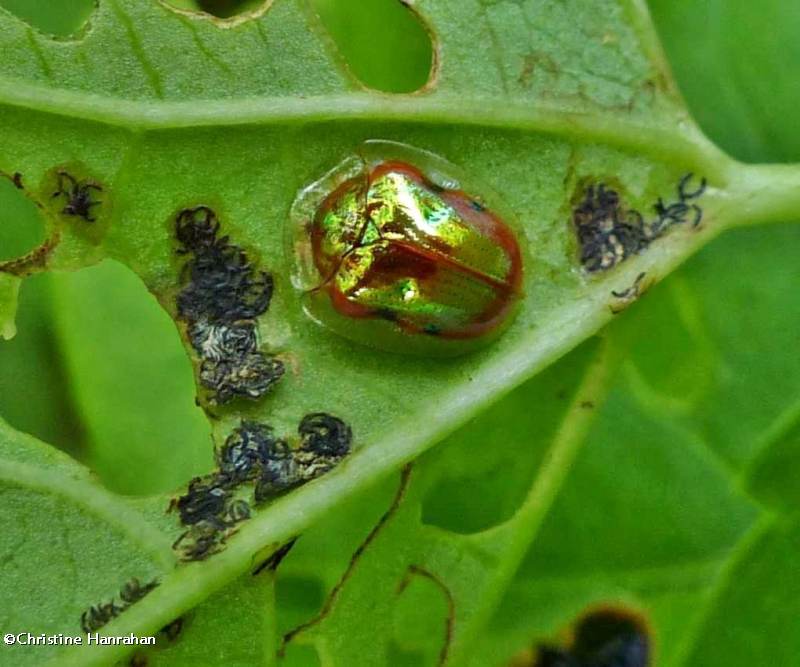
[288,140,525,357]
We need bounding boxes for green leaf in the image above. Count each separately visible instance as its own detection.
[1,1,800,665]
[0,273,85,453]
[0,272,20,340]
[0,0,96,38]
[50,260,212,495]
[0,417,172,666]
[274,223,800,667]
[649,0,800,163]
[131,571,278,666]
[279,338,613,664]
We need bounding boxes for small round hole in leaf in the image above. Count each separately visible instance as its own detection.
[0,0,95,37]
[165,0,265,18]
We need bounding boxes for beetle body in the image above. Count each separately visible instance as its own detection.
[290,142,524,356]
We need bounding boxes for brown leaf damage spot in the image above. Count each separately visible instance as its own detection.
[518,52,559,89]
[0,234,59,277]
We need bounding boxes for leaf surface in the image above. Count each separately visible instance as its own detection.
[0,1,799,665]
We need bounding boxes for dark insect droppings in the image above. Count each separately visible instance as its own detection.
[169,474,229,525]
[169,416,352,561]
[173,206,282,405]
[79,577,159,633]
[292,412,352,483]
[298,412,352,459]
[199,351,284,404]
[573,174,706,273]
[253,436,300,503]
[573,183,649,273]
[176,206,220,255]
[172,520,226,562]
[119,578,159,605]
[80,601,122,634]
[216,421,273,483]
[175,206,273,323]
[52,171,102,223]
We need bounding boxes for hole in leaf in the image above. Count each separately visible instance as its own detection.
[0,177,45,263]
[50,259,213,495]
[308,0,433,92]
[421,464,527,534]
[0,273,85,455]
[532,607,651,667]
[0,0,96,37]
[164,0,265,18]
[421,342,599,534]
[195,0,263,17]
[620,277,716,412]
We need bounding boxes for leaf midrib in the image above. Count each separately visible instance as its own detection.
[0,81,725,176]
